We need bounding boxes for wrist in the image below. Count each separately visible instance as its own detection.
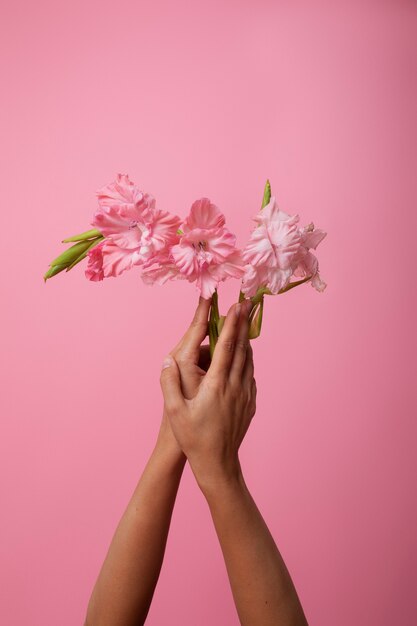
[155,414,186,466]
[151,436,186,478]
[191,457,245,500]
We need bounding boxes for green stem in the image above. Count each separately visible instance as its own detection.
[250,287,272,306]
[211,289,220,320]
[209,289,220,359]
[248,296,264,339]
[250,276,313,305]
[208,315,217,359]
[279,276,312,293]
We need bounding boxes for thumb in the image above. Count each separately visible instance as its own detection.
[160,355,185,415]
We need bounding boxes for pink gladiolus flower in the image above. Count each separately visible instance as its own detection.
[241,197,301,297]
[292,223,327,292]
[142,198,244,299]
[85,242,105,281]
[242,197,327,296]
[85,240,142,281]
[92,174,181,267]
[141,252,184,286]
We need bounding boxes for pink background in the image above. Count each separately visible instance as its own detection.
[1,1,416,624]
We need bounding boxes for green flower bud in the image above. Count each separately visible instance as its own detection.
[261,179,271,209]
[66,236,104,271]
[62,228,102,243]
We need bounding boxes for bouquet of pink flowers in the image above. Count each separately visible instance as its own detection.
[45,175,327,355]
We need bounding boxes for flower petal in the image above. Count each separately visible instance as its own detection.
[303,228,327,250]
[183,198,225,231]
[311,273,327,292]
[171,241,199,277]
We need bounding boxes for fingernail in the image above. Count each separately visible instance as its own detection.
[162,355,173,369]
[235,303,241,318]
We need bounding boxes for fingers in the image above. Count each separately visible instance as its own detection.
[229,300,251,385]
[175,297,211,362]
[242,343,254,386]
[160,355,186,415]
[208,302,242,382]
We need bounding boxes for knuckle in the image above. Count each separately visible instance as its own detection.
[160,371,172,391]
[176,348,195,365]
[207,374,224,393]
[166,397,182,418]
[220,339,234,353]
[171,402,182,417]
[176,353,188,366]
[235,339,248,352]
[191,317,207,330]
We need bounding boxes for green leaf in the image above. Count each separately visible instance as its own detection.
[62,228,102,243]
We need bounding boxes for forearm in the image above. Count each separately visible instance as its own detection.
[202,470,308,626]
[85,426,186,626]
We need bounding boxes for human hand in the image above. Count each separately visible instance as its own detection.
[156,297,212,454]
[160,300,256,493]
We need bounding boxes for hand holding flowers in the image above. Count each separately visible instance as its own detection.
[160,299,256,493]
[45,174,327,353]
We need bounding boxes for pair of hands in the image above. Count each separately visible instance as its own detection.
[159,297,257,492]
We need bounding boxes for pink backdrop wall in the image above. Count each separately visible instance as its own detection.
[1,1,416,624]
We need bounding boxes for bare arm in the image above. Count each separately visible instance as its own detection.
[202,472,307,626]
[84,426,185,626]
[85,298,211,626]
[161,301,308,626]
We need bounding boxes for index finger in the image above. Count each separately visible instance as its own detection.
[173,296,211,361]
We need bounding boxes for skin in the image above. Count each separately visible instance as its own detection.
[85,298,308,626]
[84,299,211,626]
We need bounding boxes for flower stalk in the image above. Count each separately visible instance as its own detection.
[209,289,220,358]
